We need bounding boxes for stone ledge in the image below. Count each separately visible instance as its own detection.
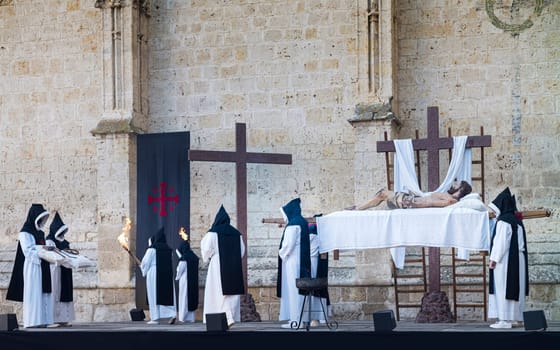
[348,99,401,127]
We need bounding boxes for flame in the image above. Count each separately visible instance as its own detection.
[179,226,189,241]
[118,217,132,251]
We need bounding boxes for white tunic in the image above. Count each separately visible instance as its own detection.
[20,231,54,328]
[488,220,526,322]
[175,259,195,322]
[278,224,305,323]
[140,248,177,321]
[46,239,75,324]
[201,231,245,326]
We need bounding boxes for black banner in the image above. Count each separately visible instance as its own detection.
[136,132,190,309]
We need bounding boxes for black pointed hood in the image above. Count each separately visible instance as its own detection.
[46,212,69,249]
[21,203,50,243]
[489,187,515,218]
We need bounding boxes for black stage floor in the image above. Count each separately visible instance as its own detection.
[2,320,558,350]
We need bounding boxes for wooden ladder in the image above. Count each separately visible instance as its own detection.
[451,249,488,321]
[391,247,427,321]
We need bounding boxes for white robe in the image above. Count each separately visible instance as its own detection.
[201,231,245,326]
[488,220,526,322]
[46,239,75,324]
[175,260,195,323]
[278,224,305,323]
[20,231,54,328]
[140,248,177,321]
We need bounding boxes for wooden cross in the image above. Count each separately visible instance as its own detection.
[188,123,292,291]
[376,106,492,292]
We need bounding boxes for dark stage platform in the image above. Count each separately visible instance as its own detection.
[2,320,558,350]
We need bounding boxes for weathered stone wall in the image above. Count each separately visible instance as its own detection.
[0,0,558,324]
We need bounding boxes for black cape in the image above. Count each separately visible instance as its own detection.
[7,203,52,302]
[210,205,244,295]
[177,240,199,311]
[45,212,73,302]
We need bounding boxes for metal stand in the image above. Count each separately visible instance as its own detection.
[291,278,338,331]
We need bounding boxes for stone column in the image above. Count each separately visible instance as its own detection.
[345,0,400,288]
[90,0,149,320]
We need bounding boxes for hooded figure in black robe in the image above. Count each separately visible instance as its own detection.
[276,198,311,326]
[487,187,528,328]
[45,211,75,325]
[201,205,245,326]
[175,235,199,322]
[7,203,53,327]
[140,227,176,323]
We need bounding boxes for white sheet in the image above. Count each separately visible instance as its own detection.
[317,207,491,258]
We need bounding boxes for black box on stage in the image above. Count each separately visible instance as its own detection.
[523,310,547,331]
[373,309,396,332]
[0,313,19,331]
[129,308,145,321]
[206,312,228,332]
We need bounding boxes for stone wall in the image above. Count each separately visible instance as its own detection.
[0,0,558,324]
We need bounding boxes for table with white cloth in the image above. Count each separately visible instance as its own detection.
[317,207,491,256]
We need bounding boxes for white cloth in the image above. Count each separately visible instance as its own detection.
[201,231,245,326]
[175,260,195,323]
[278,224,305,323]
[140,248,177,321]
[488,221,526,322]
[391,136,473,267]
[46,240,75,324]
[19,231,54,328]
[317,206,490,255]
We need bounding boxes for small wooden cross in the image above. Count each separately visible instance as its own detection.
[188,123,292,291]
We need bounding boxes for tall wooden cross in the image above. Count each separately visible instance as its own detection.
[376,106,491,292]
[188,123,292,292]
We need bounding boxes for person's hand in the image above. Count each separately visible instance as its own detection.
[489,260,496,269]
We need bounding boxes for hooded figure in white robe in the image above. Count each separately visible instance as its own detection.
[488,187,528,329]
[175,233,199,323]
[201,205,245,327]
[6,203,54,328]
[45,211,75,326]
[141,227,177,324]
[276,198,311,328]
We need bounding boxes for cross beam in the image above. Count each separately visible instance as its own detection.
[376,106,491,292]
[188,123,292,291]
